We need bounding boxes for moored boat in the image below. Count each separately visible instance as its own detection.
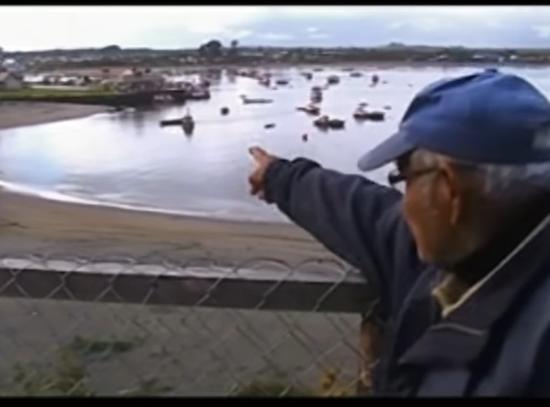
[313,115,345,129]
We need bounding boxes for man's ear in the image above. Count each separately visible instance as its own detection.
[439,160,462,226]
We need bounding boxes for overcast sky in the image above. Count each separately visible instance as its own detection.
[2,6,550,51]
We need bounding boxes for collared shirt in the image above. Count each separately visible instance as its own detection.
[431,274,472,318]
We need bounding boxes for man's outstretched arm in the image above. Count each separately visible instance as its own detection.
[249,147,422,316]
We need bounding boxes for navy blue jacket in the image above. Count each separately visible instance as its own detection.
[264,157,550,397]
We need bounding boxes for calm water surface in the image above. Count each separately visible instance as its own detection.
[1,65,550,222]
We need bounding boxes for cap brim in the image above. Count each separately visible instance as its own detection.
[357,130,416,171]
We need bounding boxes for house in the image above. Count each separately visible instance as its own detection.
[115,68,166,92]
[1,58,25,73]
[0,72,24,90]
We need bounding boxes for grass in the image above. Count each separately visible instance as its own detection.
[118,378,174,397]
[231,380,315,397]
[0,335,143,396]
[0,87,118,99]
[68,335,139,360]
[5,347,93,396]
[231,368,355,397]
[0,335,356,397]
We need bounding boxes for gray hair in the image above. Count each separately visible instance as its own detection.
[410,149,550,204]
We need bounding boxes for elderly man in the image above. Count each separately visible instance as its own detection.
[248,69,550,396]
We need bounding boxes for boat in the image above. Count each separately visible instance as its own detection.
[275,79,289,86]
[241,96,273,104]
[327,75,340,85]
[258,76,271,87]
[371,74,380,86]
[296,104,320,116]
[181,111,195,134]
[301,72,313,80]
[221,107,230,115]
[160,109,196,132]
[264,123,276,129]
[313,115,345,130]
[353,107,385,121]
[187,88,210,100]
[350,72,363,78]
[153,94,173,103]
[310,86,323,103]
[160,118,183,126]
[311,95,322,104]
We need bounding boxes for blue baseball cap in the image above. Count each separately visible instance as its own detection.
[358,69,550,171]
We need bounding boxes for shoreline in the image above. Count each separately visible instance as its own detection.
[0,101,108,130]
[0,186,333,266]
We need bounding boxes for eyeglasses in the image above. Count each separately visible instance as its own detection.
[387,167,439,189]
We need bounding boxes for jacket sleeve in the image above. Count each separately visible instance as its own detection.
[263,157,422,318]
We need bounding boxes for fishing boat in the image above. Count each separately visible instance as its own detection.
[327,75,340,85]
[353,106,385,121]
[313,115,345,130]
[275,79,289,86]
[296,104,321,116]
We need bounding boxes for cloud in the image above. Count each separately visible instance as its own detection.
[534,25,550,38]
[389,21,406,30]
[413,18,450,32]
[2,5,550,50]
[232,30,253,39]
[259,32,294,41]
[388,17,453,33]
[0,6,269,50]
[308,33,330,40]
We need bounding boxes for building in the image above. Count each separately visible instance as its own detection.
[0,72,24,90]
[115,68,166,92]
[1,58,25,73]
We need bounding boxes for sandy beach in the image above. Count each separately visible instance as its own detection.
[0,102,108,130]
[0,185,333,266]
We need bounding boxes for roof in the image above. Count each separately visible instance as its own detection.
[0,72,23,82]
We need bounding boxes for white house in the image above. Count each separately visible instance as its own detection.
[0,72,24,90]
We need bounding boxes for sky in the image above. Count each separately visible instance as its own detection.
[2,6,550,51]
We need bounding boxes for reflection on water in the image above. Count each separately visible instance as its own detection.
[1,65,550,222]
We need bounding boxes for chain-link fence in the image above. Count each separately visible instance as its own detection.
[0,252,380,396]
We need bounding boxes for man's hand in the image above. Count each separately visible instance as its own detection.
[248,146,278,200]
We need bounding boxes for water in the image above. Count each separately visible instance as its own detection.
[2,65,550,223]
